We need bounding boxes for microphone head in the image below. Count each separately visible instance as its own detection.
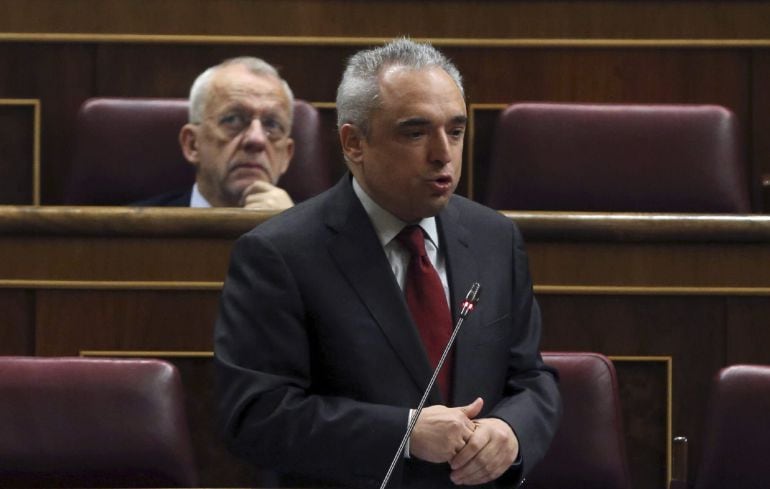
[460,282,482,318]
[465,282,481,304]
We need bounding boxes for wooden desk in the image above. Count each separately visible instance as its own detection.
[2,206,769,489]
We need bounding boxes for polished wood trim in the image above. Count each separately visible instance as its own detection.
[2,207,770,241]
[466,104,517,200]
[0,279,222,290]
[4,33,770,48]
[611,355,673,484]
[5,282,769,296]
[535,285,770,296]
[504,211,770,242]
[470,103,508,111]
[0,99,41,205]
[0,206,269,237]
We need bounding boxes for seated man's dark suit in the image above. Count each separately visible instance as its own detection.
[214,175,561,489]
[132,188,192,207]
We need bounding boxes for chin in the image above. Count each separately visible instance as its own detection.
[417,200,450,220]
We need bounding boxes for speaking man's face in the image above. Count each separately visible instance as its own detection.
[345,66,467,223]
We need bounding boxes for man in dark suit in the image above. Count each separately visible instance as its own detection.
[214,39,561,489]
[138,56,296,209]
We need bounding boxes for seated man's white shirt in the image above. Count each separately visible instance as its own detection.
[190,183,212,208]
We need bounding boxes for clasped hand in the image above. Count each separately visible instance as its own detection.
[240,181,294,210]
[410,397,519,486]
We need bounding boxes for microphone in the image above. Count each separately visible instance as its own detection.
[379,282,482,489]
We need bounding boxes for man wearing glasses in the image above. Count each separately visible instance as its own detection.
[141,57,295,210]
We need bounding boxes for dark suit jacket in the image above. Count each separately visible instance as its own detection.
[132,188,192,206]
[214,176,562,489]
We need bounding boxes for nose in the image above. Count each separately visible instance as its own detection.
[428,131,452,166]
[240,118,268,152]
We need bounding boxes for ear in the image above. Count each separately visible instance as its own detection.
[179,124,200,166]
[339,123,365,167]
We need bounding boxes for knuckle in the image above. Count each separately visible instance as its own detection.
[450,418,465,432]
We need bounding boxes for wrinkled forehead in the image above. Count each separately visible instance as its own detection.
[205,70,291,117]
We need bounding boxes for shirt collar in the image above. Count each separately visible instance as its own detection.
[351,176,439,249]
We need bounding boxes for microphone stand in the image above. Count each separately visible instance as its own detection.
[379,282,481,489]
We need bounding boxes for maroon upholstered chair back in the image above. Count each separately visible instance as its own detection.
[526,352,631,489]
[65,98,192,205]
[485,103,751,213]
[279,98,335,203]
[694,364,770,489]
[64,97,334,205]
[0,357,198,488]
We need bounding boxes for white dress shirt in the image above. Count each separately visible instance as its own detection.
[352,177,450,305]
[190,183,212,208]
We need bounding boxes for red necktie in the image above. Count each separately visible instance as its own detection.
[396,225,453,401]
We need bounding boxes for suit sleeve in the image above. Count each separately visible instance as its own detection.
[487,222,563,480]
[214,232,406,488]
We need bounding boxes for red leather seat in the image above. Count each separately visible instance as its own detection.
[64,97,334,205]
[526,352,631,489]
[484,103,752,213]
[692,365,770,489]
[0,357,198,488]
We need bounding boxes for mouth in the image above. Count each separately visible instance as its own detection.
[230,162,270,179]
[427,174,454,193]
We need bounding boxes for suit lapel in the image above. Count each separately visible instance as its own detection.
[438,199,483,406]
[324,178,439,403]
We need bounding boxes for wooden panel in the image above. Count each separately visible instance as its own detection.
[456,48,750,106]
[93,43,355,102]
[538,294,726,485]
[0,289,34,355]
[0,43,93,204]
[614,358,670,489]
[469,106,502,201]
[0,236,232,282]
[318,106,347,184]
[752,50,770,212]
[0,101,36,204]
[90,45,752,109]
[3,0,770,39]
[725,296,770,365]
[35,290,220,355]
[529,242,770,288]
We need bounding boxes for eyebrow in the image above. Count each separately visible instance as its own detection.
[397,117,431,128]
[396,115,468,128]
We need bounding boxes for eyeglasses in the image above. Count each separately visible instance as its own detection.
[207,110,290,141]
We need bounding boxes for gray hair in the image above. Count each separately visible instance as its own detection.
[335,38,464,134]
[188,56,295,124]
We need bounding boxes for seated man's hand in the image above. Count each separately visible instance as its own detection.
[449,417,519,485]
[410,398,483,464]
[240,181,294,210]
